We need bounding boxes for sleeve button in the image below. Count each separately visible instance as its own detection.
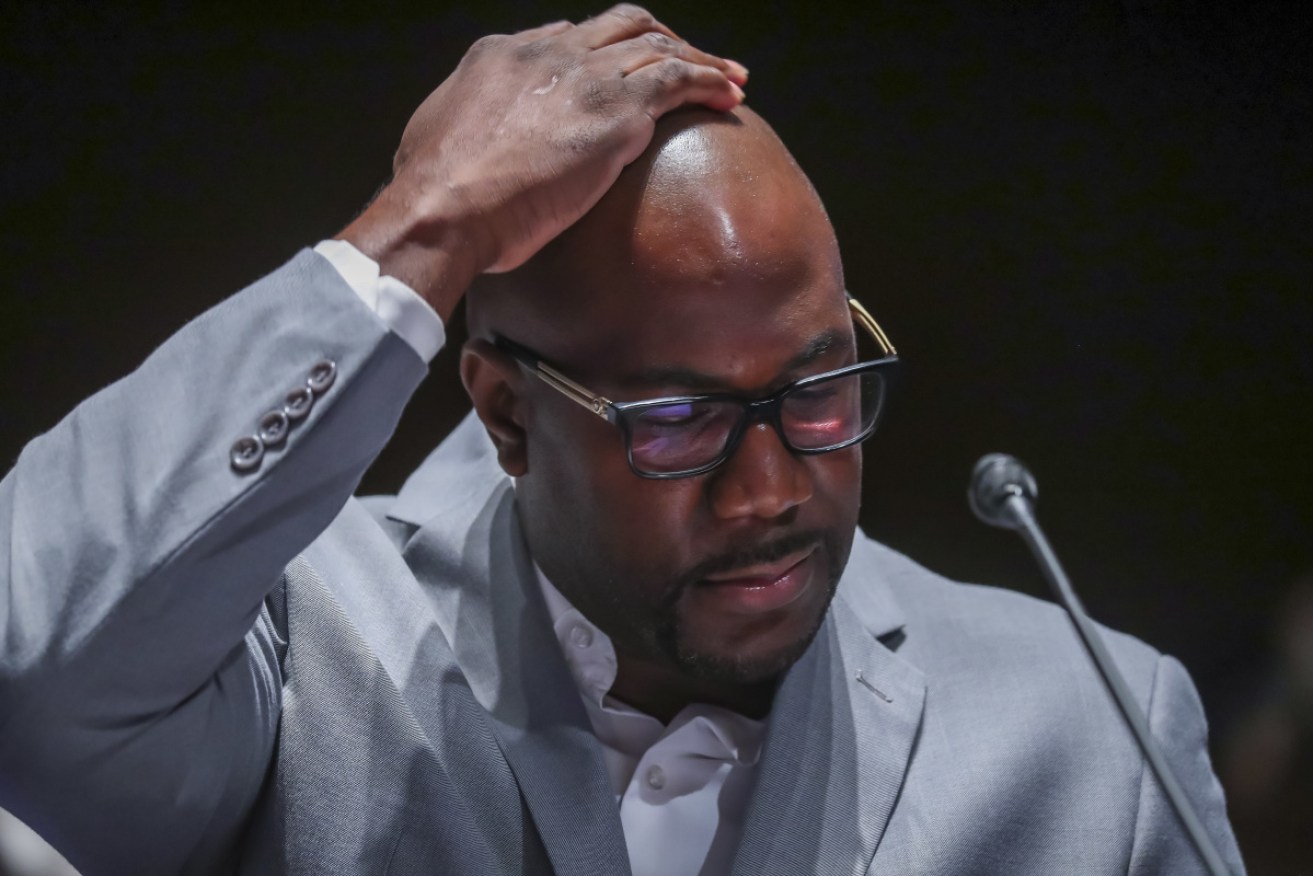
[230,436,265,472]
[307,359,337,395]
[258,410,290,447]
[282,386,314,422]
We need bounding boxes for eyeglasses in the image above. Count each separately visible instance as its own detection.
[495,296,899,479]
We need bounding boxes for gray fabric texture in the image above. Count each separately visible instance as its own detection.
[0,252,1245,874]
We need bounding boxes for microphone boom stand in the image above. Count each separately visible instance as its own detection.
[971,455,1231,876]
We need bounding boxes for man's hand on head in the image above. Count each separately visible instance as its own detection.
[337,4,749,321]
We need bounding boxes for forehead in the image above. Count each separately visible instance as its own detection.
[519,113,850,383]
[554,217,849,390]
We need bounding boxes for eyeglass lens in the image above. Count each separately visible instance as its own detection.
[628,370,886,475]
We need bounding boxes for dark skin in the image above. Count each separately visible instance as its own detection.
[342,7,861,724]
[339,5,748,316]
[463,110,861,722]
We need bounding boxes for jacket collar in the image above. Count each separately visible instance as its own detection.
[387,412,504,530]
[387,412,923,874]
[387,413,631,876]
[732,536,926,875]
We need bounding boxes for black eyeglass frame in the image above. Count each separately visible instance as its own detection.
[495,296,900,479]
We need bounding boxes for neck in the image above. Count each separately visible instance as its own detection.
[608,652,777,724]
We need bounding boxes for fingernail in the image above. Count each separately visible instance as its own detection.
[731,82,745,102]
[727,59,749,82]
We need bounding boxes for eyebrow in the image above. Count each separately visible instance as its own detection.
[618,328,851,393]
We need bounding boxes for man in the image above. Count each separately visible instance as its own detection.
[0,6,1243,875]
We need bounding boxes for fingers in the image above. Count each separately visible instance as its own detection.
[593,29,749,116]
[595,30,748,85]
[570,4,679,50]
[626,58,747,118]
[562,10,749,123]
[512,7,749,89]
[488,6,751,121]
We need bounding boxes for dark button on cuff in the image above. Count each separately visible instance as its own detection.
[230,436,265,472]
[258,410,290,447]
[283,386,314,422]
[307,359,337,395]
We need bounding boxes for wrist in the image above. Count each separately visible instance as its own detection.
[336,185,486,322]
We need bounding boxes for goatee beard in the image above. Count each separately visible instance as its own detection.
[654,528,847,685]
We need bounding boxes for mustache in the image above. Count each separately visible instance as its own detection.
[667,529,828,601]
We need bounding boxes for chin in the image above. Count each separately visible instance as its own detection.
[670,604,832,685]
[663,540,845,685]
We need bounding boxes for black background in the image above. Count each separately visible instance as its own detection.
[2,1,1309,869]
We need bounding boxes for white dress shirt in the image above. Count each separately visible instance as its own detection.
[313,239,445,362]
[537,572,766,876]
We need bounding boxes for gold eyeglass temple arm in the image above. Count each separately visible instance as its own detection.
[533,363,614,419]
[847,297,897,357]
[528,297,893,422]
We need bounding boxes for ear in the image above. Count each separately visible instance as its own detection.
[460,338,529,477]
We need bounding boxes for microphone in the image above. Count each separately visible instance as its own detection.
[968,454,1232,876]
[968,453,1038,530]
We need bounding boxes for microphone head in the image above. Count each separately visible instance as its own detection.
[969,453,1039,530]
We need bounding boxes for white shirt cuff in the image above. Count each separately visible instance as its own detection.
[313,239,446,363]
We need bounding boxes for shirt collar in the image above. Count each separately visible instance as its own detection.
[534,565,766,766]
[537,566,620,708]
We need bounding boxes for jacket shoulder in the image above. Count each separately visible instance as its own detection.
[846,533,1162,692]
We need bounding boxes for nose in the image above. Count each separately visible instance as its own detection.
[708,421,814,520]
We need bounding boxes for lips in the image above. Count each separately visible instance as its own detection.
[692,546,818,614]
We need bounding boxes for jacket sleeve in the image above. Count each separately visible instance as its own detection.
[1128,654,1247,875]
[0,250,430,874]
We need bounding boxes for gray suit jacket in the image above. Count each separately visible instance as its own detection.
[0,252,1244,875]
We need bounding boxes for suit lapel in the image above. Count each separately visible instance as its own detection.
[387,414,632,876]
[378,413,926,876]
[732,541,927,876]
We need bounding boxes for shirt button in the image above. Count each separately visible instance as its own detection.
[645,765,666,791]
[568,624,593,648]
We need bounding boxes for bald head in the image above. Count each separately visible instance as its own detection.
[458,105,864,701]
[466,105,842,350]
